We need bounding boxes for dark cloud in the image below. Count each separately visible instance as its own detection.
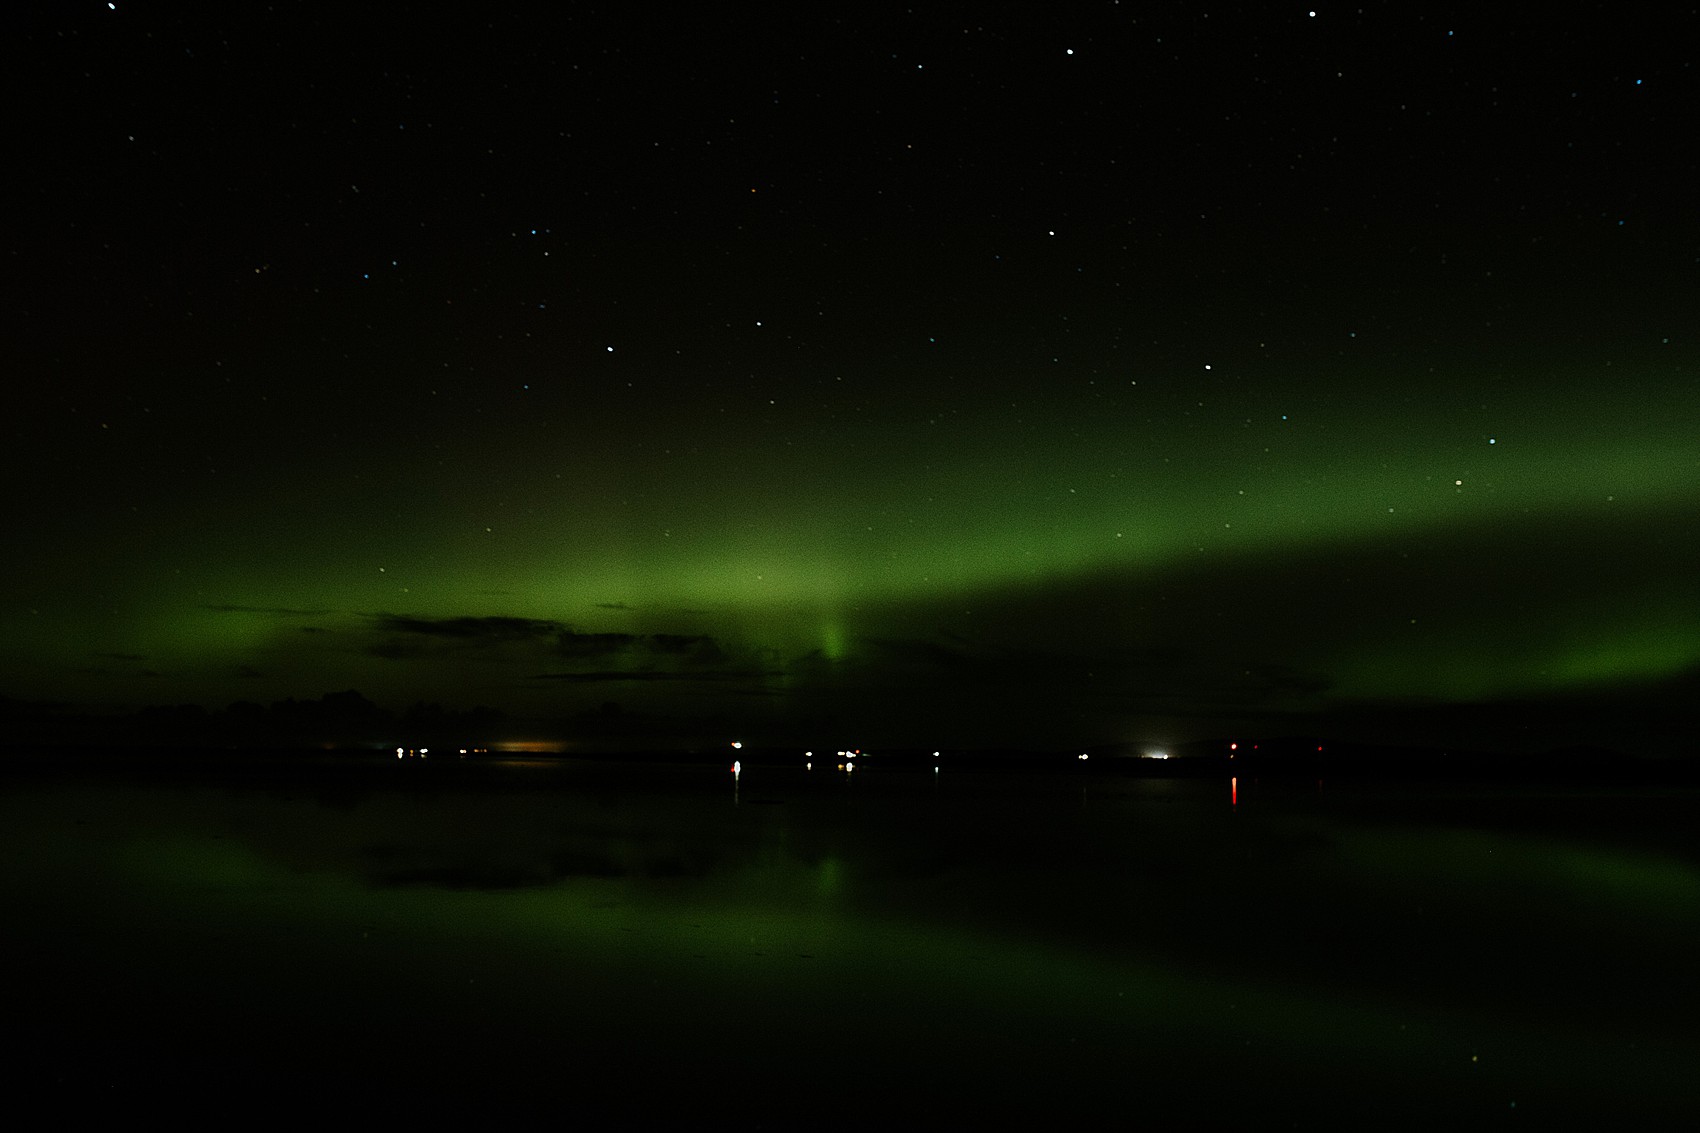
[92,651,147,662]
[363,612,561,656]
[644,633,729,666]
[531,669,773,683]
[377,615,565,641]
[368,639,427,661]
[353,616,750,695]
[364,618,525,657]
[555,630,729,667]
[555,631,639,659]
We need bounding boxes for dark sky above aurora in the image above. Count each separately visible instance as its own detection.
[4,3,1697,752]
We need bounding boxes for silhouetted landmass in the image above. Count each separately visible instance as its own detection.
[2,688,1694,785]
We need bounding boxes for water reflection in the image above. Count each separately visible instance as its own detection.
[2,762,1696,1123]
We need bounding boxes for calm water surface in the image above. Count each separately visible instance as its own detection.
[2,755,1695,1127]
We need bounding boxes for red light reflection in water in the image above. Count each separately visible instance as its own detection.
[1231,776,1238,807]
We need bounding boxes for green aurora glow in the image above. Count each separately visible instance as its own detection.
[9,362,1694,747]
[5,4,1697,751]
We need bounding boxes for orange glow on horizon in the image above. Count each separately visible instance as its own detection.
[491,739,562,754]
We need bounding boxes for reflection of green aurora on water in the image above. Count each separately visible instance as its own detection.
[3,763,1696,1123]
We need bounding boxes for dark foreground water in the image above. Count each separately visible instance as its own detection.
[2,754,1695,1128]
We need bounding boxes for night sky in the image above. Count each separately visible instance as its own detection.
[6,3,1697,752]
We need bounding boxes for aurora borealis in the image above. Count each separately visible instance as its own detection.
[6,4,1697,752]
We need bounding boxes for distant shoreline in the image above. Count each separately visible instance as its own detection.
[4,739,1695,785]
